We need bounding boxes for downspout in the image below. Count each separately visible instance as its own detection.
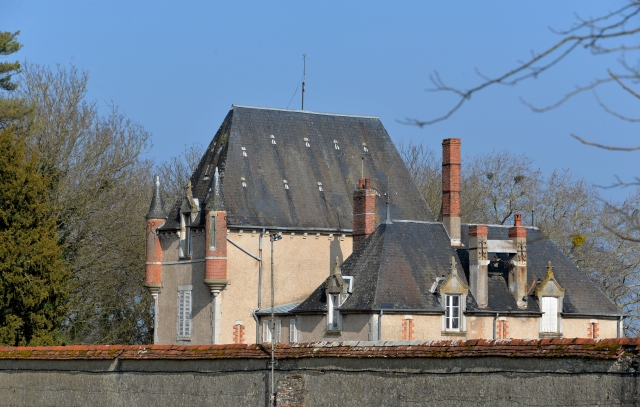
[618,315,623,338]
[252,229,265,343]
[378,310,383,341]
[493,313,499,340]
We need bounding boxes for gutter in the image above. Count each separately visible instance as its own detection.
[228,224,352,234]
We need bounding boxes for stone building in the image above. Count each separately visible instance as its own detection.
[145,105,622,345]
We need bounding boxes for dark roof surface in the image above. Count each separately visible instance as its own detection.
[160,105,434,230]
[296,221,619,316]
[295,221,461,313]
[460,225,619,316]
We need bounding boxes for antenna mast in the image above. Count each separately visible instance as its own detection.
[302,54,306,110]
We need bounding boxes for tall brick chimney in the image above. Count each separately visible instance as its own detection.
[468,225,489,308]
[509,212,527,308]
[353,178,376,251]
[442,138,461,244]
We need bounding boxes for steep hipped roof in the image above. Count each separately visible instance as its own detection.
[295,221,461,313]
[459,225,619,316]
[160,105,434,230]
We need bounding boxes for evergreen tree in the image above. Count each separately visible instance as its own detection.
[0,31,30,128]
[0,127,70,346]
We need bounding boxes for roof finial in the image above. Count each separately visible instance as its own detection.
[146,175,166,219]
[545,261,554,278]
[450,256,457,275]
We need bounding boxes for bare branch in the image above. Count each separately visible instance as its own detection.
[571,133,640,151]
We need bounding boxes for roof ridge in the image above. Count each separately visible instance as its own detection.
[231,104,379,119]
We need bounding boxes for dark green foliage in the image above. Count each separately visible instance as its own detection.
[0,30,30,128]
[0,127,70,345]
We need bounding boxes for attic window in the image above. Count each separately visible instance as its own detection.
[304,137,310,147]
[317,181,323,192]
[333,140,340,150]
[241,177,247,188]
[241,147,247,157]
[270,135,276,145]
[283,180,289,190]
[362,142,369,153]
[204,165,211,180]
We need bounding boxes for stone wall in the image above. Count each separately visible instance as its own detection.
[0,339,638,407]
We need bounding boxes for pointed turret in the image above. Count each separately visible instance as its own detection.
[205,167,225,211]
[146,176,166,220]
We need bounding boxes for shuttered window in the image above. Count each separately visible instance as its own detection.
[541,297,558,333]
[177,288,192,339]
[289,318,299,343]
[263,319,281,343]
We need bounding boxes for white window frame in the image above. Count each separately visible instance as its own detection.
[327,294,342,330]
[289,318,300,343]
[445,294,461,331]
[540,296,559,333]
[263,318,281,343]
[177,285,192,340]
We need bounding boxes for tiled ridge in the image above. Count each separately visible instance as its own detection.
[0,338,636,361]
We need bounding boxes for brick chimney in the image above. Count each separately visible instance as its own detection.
[468,225,489,308]
[442,138,461,244]
[353,178,376,251]
[508,212,527,308]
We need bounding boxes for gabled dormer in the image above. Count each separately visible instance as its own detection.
[535,261,565,336]
[439,256,469,335]
[179,181,199,259]
[325,257,352,332]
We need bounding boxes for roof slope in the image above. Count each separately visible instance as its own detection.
[295,221,461,312]
[459,225,619,316]
[161,105,434,230]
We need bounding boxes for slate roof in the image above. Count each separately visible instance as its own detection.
[460,225,620,316]
[160,105,434,230]
[295,221,620,317]
[295,220,461,313]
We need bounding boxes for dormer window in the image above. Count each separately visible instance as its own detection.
[327,294,342,330]
[180,213,192,258]
[241,146,247,157]
[270,135,276,145]
[317,181,323,192]
[362,142,368,152]
[333,140,340,150]
[540,297,558,333]
[445,295,461,331]
[304,137,310,147]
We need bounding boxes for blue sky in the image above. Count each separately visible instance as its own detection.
[3,1,637,201]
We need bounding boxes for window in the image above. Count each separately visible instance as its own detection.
[210,214,217,248]
[177,286,192,340]
[541,296,558,333]
[290,318,300,343]
[263,318,281,343]
[327,294,342,330]
[180,213,192,258]
[445,294,461,331]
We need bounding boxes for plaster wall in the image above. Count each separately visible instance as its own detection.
[297,314,370,342]
[563,318,618,339]
[156,229,353,345]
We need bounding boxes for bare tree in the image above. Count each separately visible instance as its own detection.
[155,142,206,213]
[14,63,154,344]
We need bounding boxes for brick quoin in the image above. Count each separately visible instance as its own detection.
[402,319,415,340]
[145,219,163,285]
[441,138,461,219]
[233,324,245,344]
[353,178,376,251]
[497,320,509,339]
[589,322,599,339]
[205,211,228,281]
